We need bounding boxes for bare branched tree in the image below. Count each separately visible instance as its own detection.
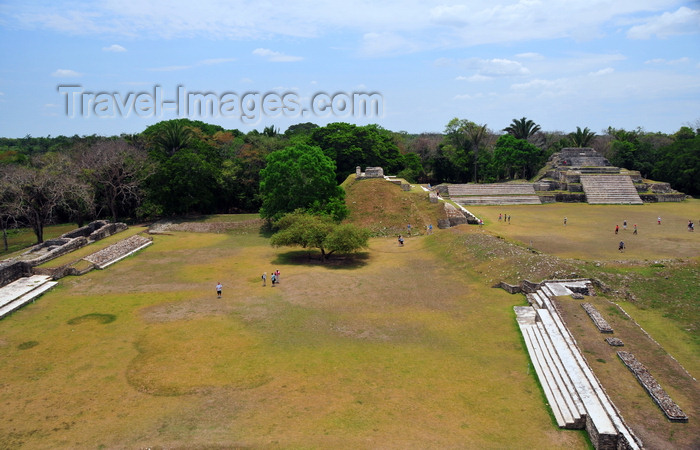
[76,139,152,223]
[2,154,92,243]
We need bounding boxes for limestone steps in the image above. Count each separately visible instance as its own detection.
[447,184,542,205]
[0,275,58,319]
[515,281,641,449]
[454,195,542,205]
[581,175,643,204]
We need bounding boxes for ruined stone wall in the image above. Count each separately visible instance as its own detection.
[0,260,32,288]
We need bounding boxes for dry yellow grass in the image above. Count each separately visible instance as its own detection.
[0,225,588,449]
[1,188,697,449]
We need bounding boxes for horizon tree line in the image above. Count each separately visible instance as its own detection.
[1,117,698,247]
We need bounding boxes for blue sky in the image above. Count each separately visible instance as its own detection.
[0,0,698,138]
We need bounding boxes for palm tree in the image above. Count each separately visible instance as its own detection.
[504,117,541,140]
[153,120,193,156]
[569,126,596,147]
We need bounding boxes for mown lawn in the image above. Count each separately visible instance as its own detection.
[0,227,587,449]
[0,195,697,448]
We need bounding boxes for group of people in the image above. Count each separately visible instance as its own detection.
[214,269,283,297]
[498,213,511,224]
[261,269,280,286]
[396,223,434,246]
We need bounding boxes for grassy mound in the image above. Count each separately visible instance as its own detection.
[343,177,446,236]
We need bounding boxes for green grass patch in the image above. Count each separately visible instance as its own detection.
[0,223,77,258]
[67,313,117,325]
[17,341,39,350]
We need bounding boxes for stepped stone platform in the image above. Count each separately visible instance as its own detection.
[447,183,542,206]
[0,275,57,319]
[580,175,643,205]
[84,234,152,269]
[513,280,641,449]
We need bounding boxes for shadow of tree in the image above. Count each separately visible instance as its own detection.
[271,250,370,269]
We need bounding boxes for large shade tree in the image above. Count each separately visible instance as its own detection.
[309,123,404,183]
[259,143,348,221]
[490,135,546,180]
[270,211,370,262]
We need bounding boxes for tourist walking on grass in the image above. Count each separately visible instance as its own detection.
[658,216,662,225]
[563,217,567,226]
[271,272,276,286]
[216,282,223,298]
[618,241,625,253]
[275,269,280,283]
[615,225,619,234]
[623,220,627,230]
[633,224,638,235]
[262,272,267,286]
[398,235,404,246]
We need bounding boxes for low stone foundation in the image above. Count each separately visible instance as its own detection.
[581,303,614,333]
[617,351,688,422]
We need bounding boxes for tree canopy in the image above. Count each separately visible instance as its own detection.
[259,143,348,221]
[504,117,541,140]
[270,211,370,261]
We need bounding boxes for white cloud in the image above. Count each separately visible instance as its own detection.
[102,44,126,52]
[199,57,236,65]
[147,65,193,72]
[147,57,236,71]
[589,67,614,76]
[51,69,82,77]
[627,6,700,39]
[516,52,544,60]
[461,58,530,78]
[359,32,421,57]
[5,0,688,55]
[252,48,303,62]
[645,56,692,65]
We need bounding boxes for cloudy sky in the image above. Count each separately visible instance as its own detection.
[0,0,698,137]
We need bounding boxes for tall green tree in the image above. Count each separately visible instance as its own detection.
[259,143,347,221]
[504,117,541,140]
[439,118,490,183]
[310,123,404,183]
[651,128,700,195]
[490,135,545,180]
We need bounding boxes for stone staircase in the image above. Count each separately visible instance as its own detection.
[0,275,57,319]
[514,280,640,449]
[448,184,542,205]
[580,175,643,205]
